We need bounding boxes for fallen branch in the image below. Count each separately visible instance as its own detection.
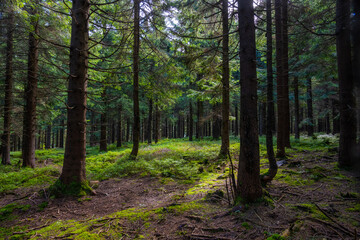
[313,203,354,237]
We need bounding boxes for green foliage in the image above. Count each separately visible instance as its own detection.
[266,233,285,240]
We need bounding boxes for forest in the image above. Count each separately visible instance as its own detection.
[0,0,359,239]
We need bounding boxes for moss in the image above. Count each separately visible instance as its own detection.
[346,204,360,212]
[241,222,252,230]
[0,203,31,221]
[266,233,286,240]
[49,179,94,197]
[38,201,48,211]
[292,203,327,220]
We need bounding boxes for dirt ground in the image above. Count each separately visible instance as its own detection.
[1,150,360,239]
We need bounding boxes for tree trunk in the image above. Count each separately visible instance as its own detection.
[282,0,290,148]
[117,105,122,147]
[237,0,262,202]
[336,0,357,167]
[130,0,140,159]
[59,119,64,148]
[235,104,239,136]
[189,101,193,141]
[45,125,51,149]
[60,0,90,185]
[22,6,39,168]
[262,0,277,185]
[220,0,230,157]
[100,88,107,152]
[147,99,152,144]
[353,0,360,142]
[155,105,160,143]
[294,76,300,139]
[2,6,14,165]
[306,78,314,136]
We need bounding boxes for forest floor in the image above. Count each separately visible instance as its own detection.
[0,136,359,240]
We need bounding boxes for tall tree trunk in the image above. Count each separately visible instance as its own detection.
[155,105,160,143]
[220,0,230,157]
[22,6,39,168]
[235,104,239,136]
[100,88,107,152]
[275,0,285,157]
[60,119,64,148]
[189,101,193,141]
[45,125,51,149]
[147,99,152,144]
[117,105,122,147]
[2,6,14,165]
[282,0,290,148]
[60,0,90,186]
[353,0,360,142]
[237,0,262,202]
[294,76,300,139]
[130,0,140,159]
[126,118,130,142]
[262,0,277,184]
[306,78,314,136]
[336,0,357,167]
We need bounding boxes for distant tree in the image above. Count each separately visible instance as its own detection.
[22,3,39,168]
[263,0,277,184]
[130,0,141,159]
[219,0,230,158]
[237,0,262,202]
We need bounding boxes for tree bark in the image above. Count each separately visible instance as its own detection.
[45,125,51,149]
[2,6,14,165]
[336,0,357,167]
[306,78,314,136]
[237,0,262,202]
[220,0,230,157]
[294,76,300,139]
[282,0,290,148]
[130,0,141,159]
[22,6,39,168]
[352,0,360,142]
[262,0,277,185]
[60,0,90,185]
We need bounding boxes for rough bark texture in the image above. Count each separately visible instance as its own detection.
[220,0,230,157]
[263,0,277,184]
[237,0,262,202]
[336,0,357,167]
[130,0,140,159]
[22,7,39,168]
[306,78,314,137]
[60,0,90,184]
[2,6,14,165]
[294,76,300,139]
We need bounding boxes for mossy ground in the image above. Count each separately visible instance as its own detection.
[0,135,359,239]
